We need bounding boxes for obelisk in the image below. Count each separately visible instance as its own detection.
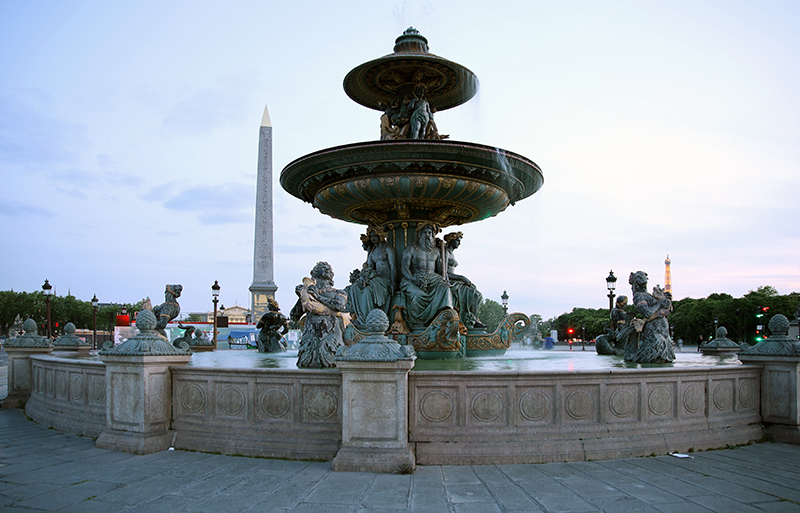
[249,105,278,320]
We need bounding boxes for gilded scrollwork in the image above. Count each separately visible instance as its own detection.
[466,313,531,352]
[408,309,463,353]
[350,209,388,225]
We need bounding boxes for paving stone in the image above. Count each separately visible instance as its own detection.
[533,492,599,512]
[687,494,767,513]
[3,407,800,513]
[12,479,121,511]
[303,471,373,504]
[652,501,716,513]
[446,482,494,503]
[589,495,665,512]
[441,466,479,484]
[175,490,262,513]
[452,503,503,513]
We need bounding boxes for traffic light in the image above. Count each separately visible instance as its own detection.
[756,306,770,318]
[567,328,574,336]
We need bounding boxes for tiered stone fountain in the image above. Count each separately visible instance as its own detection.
[281,28,543,359]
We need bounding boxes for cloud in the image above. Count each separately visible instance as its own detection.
[162,88,250,136]
[161,182,253,224]
[276,244,347,254]
[0,199,56,218]
[0,90,89,167]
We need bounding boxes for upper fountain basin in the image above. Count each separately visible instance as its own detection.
[280,139,544,227]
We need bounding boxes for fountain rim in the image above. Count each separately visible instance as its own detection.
[343,52,480,112]
[279,138,544,206]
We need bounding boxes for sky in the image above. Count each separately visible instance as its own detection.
[1,0,799,321]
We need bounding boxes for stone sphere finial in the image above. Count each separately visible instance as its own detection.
[22,319,37,333]
[365,309,390,334]
[135,310,157,331]
[65,322,76,335]
[716,326,728,338]
[769,314,790,336]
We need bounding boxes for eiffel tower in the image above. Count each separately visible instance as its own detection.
[664,254,672,295]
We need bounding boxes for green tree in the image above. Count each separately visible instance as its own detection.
[553,308,609,341]
[478,299,505,332]
[669,286,799,345]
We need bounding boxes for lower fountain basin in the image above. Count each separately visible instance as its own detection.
[26,348,763,465]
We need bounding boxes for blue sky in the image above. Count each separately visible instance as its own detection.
[2,0,799,320]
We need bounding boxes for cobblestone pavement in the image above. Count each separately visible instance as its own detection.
[2,408,800,512]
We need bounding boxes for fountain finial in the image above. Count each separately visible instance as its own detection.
[394,27,429,53]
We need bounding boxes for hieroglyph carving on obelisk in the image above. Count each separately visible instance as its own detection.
[250,105,278,319]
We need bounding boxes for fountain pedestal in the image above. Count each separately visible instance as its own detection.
[3,346,52,409]
[332,309,416,472]
[2,320,52,409]
[96,310,192,454]
[739,315,800,444]
[738,353,800,444]
[96,354,191,454]
[333,360,416,472]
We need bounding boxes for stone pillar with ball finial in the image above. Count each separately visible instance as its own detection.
[96,309,192,454]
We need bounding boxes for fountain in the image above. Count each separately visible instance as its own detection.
[19,29,774,468]
[281,27,541,359]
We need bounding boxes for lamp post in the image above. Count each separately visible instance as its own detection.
[714,317,719,339]
[501,290,509,317]
[606,270,617,317]
[211,280,220,348]
[42,279,53,339]
[91,294,98,350]
[581,326,586,351]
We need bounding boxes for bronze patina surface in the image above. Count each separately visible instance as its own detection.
[280,139,542,227]
[343,27,478,112]
[280,28,545,358]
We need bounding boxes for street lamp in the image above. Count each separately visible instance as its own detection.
[91,294,98,350]
[211,280,220,348]
[714,317,719,339]
[42,279,53,339]
[501,290,509,317]
[606,270,617,317]
[582,326,586,351]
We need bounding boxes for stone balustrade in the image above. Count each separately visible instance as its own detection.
[25,353,107,437]
[22,354,769,466]
[408,367,764,464]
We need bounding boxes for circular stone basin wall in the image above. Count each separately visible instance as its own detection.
[25,349,764,465]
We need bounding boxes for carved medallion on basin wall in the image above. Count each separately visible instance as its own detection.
[259,387,291,419]
[518,388,552,423]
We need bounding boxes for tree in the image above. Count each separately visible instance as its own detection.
[553,308,609,341]
[0,290,150,336]
[670,287,799,345]
[478,299,505,332]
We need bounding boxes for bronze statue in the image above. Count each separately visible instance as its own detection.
[595,295,636,357]
[154,284,182,338]
[256,297,289,353]
[378,85,447,141]
[292,262,349,368]
[174,324,195,350]
[627,271,675,363]
[442,232,485,329]
[399,223,454,328]
[346,227,396,328]
[409,86,432,139]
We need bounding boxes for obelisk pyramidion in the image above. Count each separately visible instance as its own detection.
[249,105,278,320]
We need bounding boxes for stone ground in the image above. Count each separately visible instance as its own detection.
[3,348,800,512]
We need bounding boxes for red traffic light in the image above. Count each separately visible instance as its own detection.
[567,328,574,334]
